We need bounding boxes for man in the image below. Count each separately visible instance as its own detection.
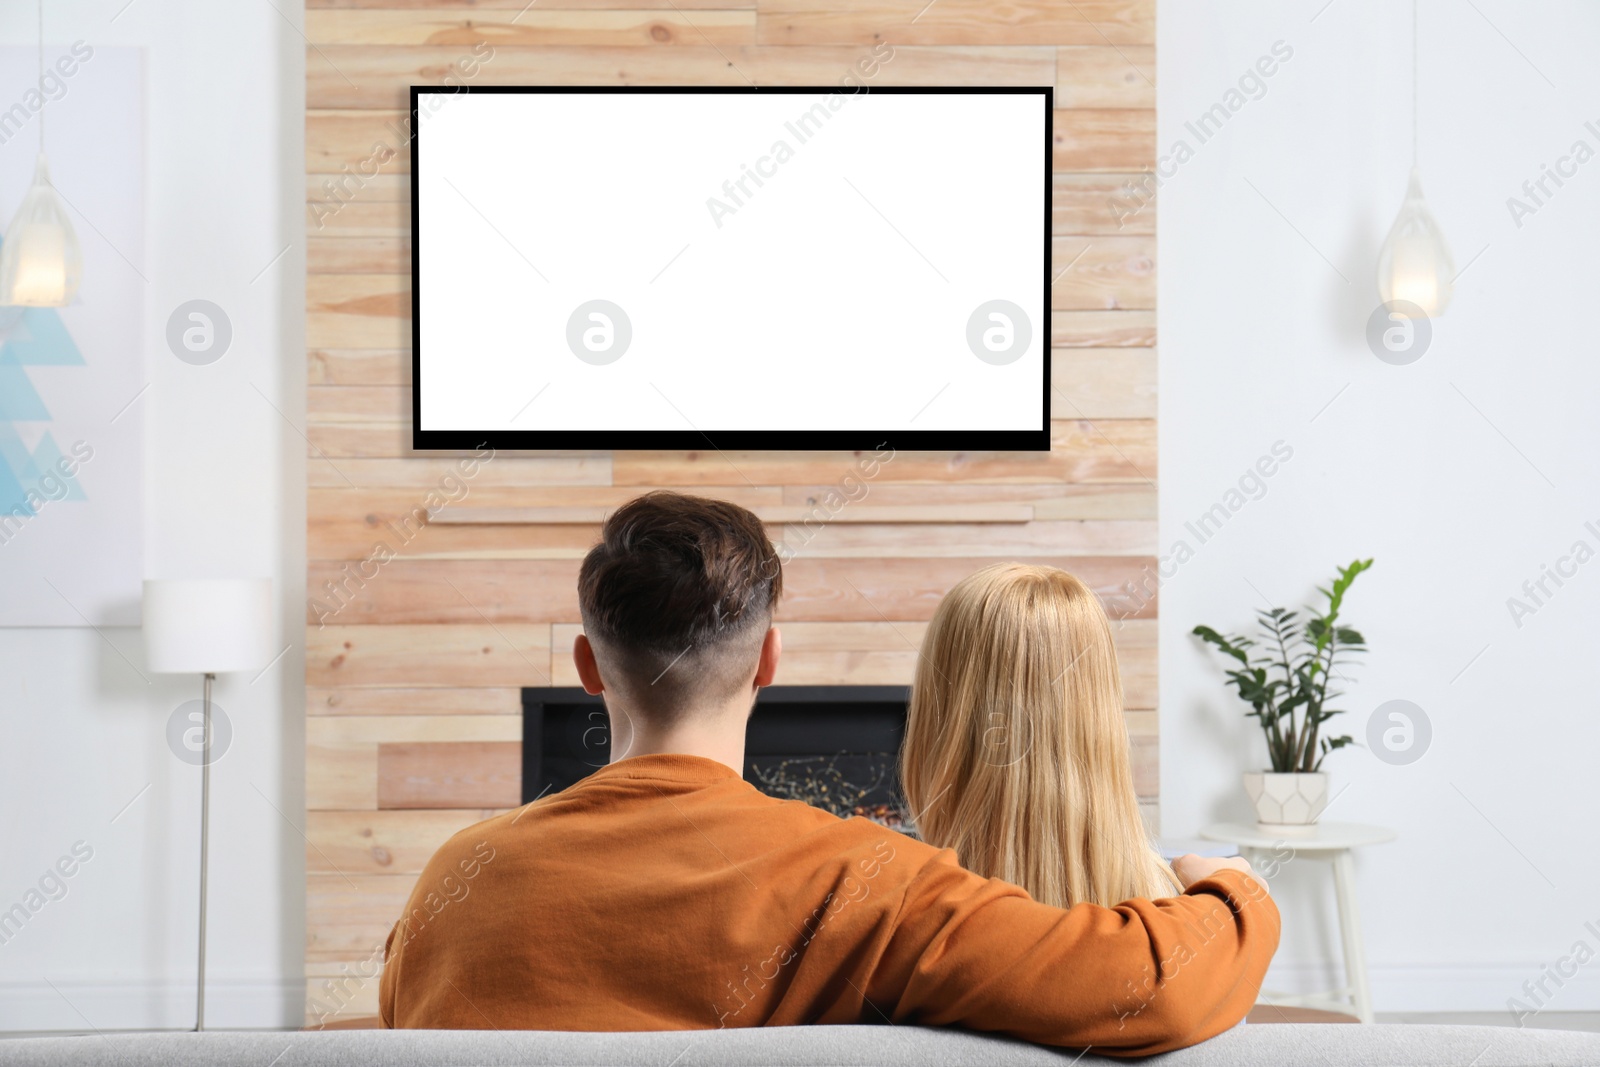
[379,492,1278,1056]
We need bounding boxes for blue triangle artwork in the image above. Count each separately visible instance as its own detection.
[0,307,88,519]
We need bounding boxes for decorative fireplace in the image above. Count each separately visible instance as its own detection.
[522,686,911,830]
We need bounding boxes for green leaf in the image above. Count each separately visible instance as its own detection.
[1325,559,1374,617]
[1192,625,1251,666]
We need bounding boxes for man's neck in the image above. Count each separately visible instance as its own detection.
[608,705,748,776]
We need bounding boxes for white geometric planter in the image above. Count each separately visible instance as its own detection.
[1243,771,1329,836]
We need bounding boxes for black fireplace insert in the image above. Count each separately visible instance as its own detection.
[521,685,911,829]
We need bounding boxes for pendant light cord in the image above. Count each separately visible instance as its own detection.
[1414,0,1427,167]
[37,0,45,151]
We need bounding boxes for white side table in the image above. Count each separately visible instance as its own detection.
[1199,821,1395,1024]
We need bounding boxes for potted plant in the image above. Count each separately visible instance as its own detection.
[1193,559,1372,834]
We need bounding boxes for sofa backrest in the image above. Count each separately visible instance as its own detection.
[0,1023,1597,1066]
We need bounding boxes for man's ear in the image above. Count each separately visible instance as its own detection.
[573,634,605,696]
[753,626,781,688]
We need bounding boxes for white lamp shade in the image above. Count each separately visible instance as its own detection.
[1376,168,1455,317]
[0,154,83,308]
[143,579,274,675]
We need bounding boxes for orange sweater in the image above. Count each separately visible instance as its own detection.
[379,754,1277,1056]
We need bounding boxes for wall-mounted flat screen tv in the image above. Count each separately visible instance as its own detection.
[411,86,1051,452]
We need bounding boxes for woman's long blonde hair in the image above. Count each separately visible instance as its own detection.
[900,563,1179,909]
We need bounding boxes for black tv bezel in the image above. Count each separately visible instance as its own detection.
[409,85,1053,453]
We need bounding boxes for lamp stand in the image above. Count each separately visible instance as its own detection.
[196,671,215,1032]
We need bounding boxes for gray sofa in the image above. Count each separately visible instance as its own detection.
[1,1024,1598,1066]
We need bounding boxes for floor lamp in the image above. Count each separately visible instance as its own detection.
[143,578,274,1032]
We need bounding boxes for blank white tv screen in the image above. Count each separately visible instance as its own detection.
[411,86,1051,451]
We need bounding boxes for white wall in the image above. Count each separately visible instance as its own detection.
[0,2,303,1030]
[1160,0,1600,1012]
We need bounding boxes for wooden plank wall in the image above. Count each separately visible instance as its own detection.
[303,0,1156,1021]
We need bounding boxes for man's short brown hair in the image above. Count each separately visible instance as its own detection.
[577,492,782,718]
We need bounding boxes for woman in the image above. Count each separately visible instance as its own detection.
[900,562,1179,908]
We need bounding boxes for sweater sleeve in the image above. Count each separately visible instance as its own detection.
[866,858,1278,1057]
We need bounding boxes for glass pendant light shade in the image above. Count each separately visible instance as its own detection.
[0,153,82,308]
[1377,172,1454,318]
